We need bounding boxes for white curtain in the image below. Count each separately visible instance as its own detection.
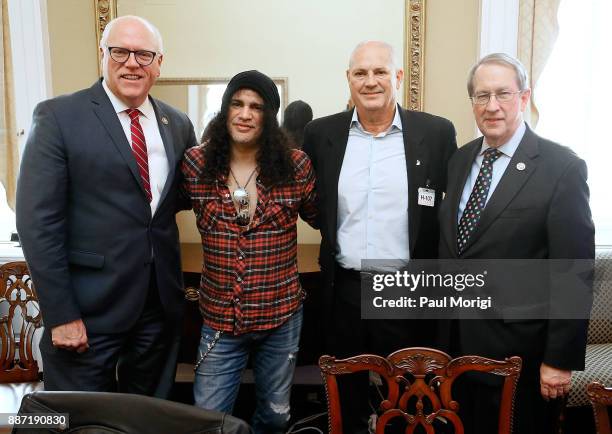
[0,0,18,211]
[535,0,612,244]
[517,0,562,127]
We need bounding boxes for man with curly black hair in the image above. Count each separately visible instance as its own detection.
[181,70,318,434]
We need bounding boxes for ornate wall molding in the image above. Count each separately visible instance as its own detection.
[94,0,117,74]
[96,0,426,110]
[404,0,426,111]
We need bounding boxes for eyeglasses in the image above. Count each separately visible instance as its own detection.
[470,91,523,105]
[232,188,251,227]
[107,46,157,66]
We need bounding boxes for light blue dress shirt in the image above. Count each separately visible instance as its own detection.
[336,107,409,270]
[457,122,526,223]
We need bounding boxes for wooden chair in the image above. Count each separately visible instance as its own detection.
[587,382,612,434]
[319,347,522,434]
[0,261,43,433]
[0,261,41,382]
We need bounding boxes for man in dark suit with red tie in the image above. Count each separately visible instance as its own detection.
[438,53,595,433]
[16,15,196,395]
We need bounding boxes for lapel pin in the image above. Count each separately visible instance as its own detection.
[416,160,421,166]
[516,162,526,171]
[161,116,169,125]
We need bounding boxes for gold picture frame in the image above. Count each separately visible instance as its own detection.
[94,0,426,111]
[94,0,117,70]
[404,0,426,111]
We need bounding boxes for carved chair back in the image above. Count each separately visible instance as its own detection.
[587,382,612,434]
[0,261,42,383]
[319,347,522,434]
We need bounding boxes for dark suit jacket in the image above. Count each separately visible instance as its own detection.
[303,105,457,327]
[16,80,197,334]
[438,125,594,371]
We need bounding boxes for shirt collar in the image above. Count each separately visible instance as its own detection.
[480,121,526,158]
[102,79,155,120]
[350,103,403,134]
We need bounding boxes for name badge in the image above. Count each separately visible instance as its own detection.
[418,188,435,207]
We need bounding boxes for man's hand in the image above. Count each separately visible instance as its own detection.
[540,363,571,400]
[51,319,89,353]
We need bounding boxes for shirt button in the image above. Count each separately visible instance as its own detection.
[237,277,242,282]
[234,297,240,303]
[238,255,243,260]
[225,193,230,198]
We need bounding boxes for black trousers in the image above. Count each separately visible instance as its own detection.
[40,269,180,397]
[454,365,563,434]
[329,264,439,434]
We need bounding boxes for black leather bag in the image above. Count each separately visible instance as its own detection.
[13,391,252,434]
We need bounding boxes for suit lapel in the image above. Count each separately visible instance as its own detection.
[400,108,427,255]
[445,139,481,257]
[89,81,149,201]
[462,126,539,252]
[325,110,352,250]
[150,97,176,210]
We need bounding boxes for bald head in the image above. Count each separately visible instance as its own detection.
[346,41,403,118]
[100,15,163,54]
[100,15,164,108]
[349,41,398,70]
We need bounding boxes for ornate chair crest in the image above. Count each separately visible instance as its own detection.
[319,347,522,433]
[0,261,42,383]
[587,382,612,434]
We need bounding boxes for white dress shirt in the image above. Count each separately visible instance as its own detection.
[457,122,526,222]
[102,80,169,215]
[336,106,410,270]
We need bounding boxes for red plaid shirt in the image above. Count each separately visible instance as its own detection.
[181,147,318,334]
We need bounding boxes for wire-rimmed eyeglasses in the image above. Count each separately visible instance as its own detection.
[107,46,157,66]
[470,91,523,105]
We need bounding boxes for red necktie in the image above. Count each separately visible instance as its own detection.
[126,109,152,202]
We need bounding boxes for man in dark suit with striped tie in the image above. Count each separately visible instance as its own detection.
[16,15,196,395]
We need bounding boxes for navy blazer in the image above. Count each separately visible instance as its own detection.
[438,125,595,371]
[16,80,197,333]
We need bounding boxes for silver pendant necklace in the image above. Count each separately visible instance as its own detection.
[229,167,258,226]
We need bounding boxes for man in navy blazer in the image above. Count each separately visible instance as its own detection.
[438,53,594,433]
[16,16,196,395]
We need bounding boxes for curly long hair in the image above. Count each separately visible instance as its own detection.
[200,105,295,185]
